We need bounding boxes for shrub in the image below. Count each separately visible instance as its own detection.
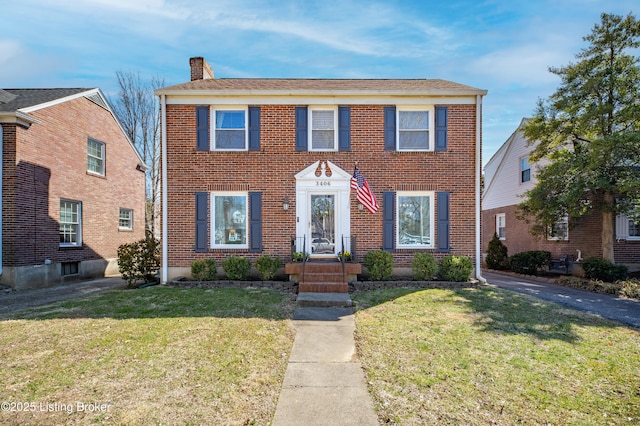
[620,280,640,299]
[363,250,394,281]
[222,256,252,280]
[117,232,160,287]
[292,252,309,262]
[191,258,217,281]
[580,257,628,282]
[412,253,438,281]
[255,255,282,280]
[509,250,552,275]
[485,233,509,270]
[438,255,473,282]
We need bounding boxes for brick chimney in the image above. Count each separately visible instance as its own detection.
[189,57,214,81]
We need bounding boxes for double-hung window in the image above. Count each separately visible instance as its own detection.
[496,213,506,240]
[309,108,337,151]
[60,200,82,246]
[397,108,433,151]
[211,192,248,248]
[397,192,434,248]
[87,138,105,175]
[214,108,247,150]
[119,208,133,230]
[521,157,531,183]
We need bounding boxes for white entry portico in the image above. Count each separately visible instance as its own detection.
[294,161,352,257]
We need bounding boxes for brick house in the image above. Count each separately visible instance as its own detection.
[482,118,640,267]
[0,88,146,289]
[157,57,487,285]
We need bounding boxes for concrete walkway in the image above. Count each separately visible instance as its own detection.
[271,306,378,426]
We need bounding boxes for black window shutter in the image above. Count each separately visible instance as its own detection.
[435,106,448,152]
[196,106,209,151]
[295,106,308,151]
[195,192,208,252]
[249,192,262,252]
[382,191,395,251]
[338,106,351,152]
[437,191,450,252]
[384,106,396,150]
[248,106,261,151]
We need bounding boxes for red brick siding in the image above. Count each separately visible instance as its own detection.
[2,97,145,267]
[166,104,478,267]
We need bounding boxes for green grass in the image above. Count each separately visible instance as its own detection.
[353,287,640,425]
[0,287,296,425]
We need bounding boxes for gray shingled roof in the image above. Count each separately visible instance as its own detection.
[0,88,90,112]
[157,78,486,95]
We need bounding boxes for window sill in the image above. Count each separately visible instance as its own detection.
[119,228,134,232]
[87,171,106,179]
[59,244,84,250]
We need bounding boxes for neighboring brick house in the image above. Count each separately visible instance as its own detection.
[157,57,487,283]
[482,118,640,266]
[0,88,146,289]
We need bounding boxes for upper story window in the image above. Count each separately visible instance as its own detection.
[397,108,433,151]
[211,192,248,249]
[496,213,506,240]
[520,157,531,183]
[396,192,435,248]
[310,108,337,151]
[87,138,105,175]
[119,208,133,230]
[60,200,82,247]
[214,108,247,150]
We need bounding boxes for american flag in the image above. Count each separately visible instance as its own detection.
[351,166,379,214]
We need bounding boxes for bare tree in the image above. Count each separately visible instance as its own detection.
[112,71,164,237]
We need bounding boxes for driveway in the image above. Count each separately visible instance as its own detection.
[0,277,126,316]
[483,271,640,329]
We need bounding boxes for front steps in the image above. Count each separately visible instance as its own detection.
[285,260,362,307]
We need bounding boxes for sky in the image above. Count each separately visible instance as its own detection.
[1,0,636,166]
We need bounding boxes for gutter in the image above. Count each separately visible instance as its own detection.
[0,124,3,276]
[160,95,168,284]
[475,94,486,284]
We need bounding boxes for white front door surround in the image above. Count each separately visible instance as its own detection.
[295,161,352,256]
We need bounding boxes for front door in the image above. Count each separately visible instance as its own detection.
[309,194,336,257]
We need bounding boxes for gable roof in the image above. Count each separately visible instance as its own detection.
[0,88,146,168]
[157,78,487,96]
[0,88,90,112]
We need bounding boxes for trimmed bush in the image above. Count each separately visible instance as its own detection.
[509,251,552,275]
[222,256,251,280]
[363,250,394,281]
[117,232,160,287]
[255,255,282,280]
[412,253,438,280]
[485,233,509,270]
[581,257,628,282]
[438,255,473,282]
[191,258,217,281]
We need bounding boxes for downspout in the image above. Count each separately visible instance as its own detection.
[160,95,168,284]
[475,95,486,284]
[0,124,3,276]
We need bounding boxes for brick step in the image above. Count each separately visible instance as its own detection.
[299,282,349,293]
[302,272,347,282]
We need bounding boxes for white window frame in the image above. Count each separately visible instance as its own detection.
[60,200,82,247]
[396,191,435,249]
[87,138,105,176]
[210,192,249,249]
[618,207,640,241]
[308,106,338,151]
[211,106,248,151]
[496,213,506,240]
[119,208,133,230]
[547,215,569,241]
[396,106,435,151]
[520,156,531,183]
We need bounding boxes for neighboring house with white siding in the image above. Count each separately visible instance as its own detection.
[482,118,640,266]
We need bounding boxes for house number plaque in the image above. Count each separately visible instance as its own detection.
[315,181,331,186]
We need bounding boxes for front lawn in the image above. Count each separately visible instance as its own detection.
[353,287,640,425]
[0,287,296,425]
